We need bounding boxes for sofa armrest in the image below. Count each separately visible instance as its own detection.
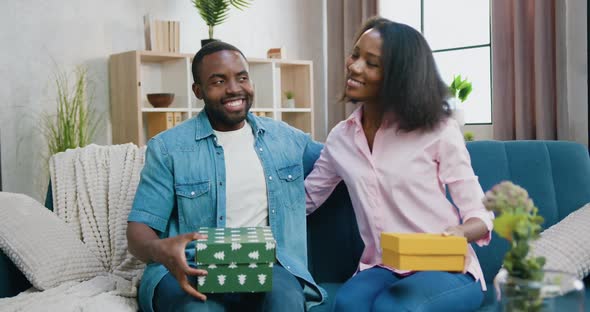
[0,250,31,298]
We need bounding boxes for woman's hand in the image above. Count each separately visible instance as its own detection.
[441,218,488,242]
[442,225,466,238]
[151,232,209,301]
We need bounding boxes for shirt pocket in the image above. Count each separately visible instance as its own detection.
[175,181,214,228]
[276,164,304,210]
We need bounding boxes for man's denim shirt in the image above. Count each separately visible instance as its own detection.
[128,111,325,312]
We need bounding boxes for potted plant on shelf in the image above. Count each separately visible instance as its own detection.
[483,181,548,311]
[284,90,295,109]
[191,0,253,47]
[448,75,472,127]
[463,131,475,142]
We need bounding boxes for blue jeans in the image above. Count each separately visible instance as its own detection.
[333,267,484,312]
[153,265,305,312]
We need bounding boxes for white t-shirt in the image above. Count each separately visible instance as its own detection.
[213,122,269,227]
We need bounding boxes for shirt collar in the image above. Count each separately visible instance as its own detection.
[344,103,397,129]
[245,112,266,137]
[194,110,266,141]
[345,104,364,129]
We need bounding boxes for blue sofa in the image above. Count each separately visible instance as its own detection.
[2,140,590,311]
[305,140,590,311]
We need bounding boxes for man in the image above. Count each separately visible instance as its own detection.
[127,41,325,312]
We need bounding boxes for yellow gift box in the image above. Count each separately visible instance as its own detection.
[381,233,467,272]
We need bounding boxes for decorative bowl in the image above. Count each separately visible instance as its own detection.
[147,93,174,108]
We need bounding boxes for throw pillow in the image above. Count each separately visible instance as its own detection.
[529,203,590,279]
[0,192,105,290]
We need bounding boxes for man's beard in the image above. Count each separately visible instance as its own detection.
[204,95,253,129]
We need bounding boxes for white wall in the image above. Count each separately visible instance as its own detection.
[0,0,327,200]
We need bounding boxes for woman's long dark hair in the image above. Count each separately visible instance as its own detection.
[346,16,451,132]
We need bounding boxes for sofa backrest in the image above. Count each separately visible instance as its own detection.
[306,140,590,285]
[467,140,590,283]
[306,182,363,283]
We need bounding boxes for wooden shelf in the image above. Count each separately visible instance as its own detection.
[277,108,312,113]
[139,50,192,62]
[141,107,190,113]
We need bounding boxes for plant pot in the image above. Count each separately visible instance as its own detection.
[448,97,465,127]
[495,270,585,311]
[452,108,466,127]
[284,98,296,109]
[201,39,219,47]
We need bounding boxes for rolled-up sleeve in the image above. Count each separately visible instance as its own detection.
[438,122,494,246]
[128,137,175,233]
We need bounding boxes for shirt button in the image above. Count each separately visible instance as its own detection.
[190,191,195,196]
[268,176,273,180]
[216,151,221,155]
[287,175,292,180]
[219,182,223,186]
[272,210,275,214]
[287,266,291,269]
[219,216,224,220]
[259,148,263,152]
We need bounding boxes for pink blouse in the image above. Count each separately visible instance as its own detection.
[305,106,494,290]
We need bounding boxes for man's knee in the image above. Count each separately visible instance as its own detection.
[153,273,225,312]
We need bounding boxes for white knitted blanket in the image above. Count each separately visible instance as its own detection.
[0,144,146,312]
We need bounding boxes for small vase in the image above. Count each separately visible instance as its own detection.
[496,270,585,311]
[284,98,296,109]
[448,97,465,127]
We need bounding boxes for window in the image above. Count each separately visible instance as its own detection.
[379,0,491,124]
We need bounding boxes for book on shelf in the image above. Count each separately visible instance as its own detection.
[143,15,180,52]
[143,14,152,50]
[146,112,175,138]
[173,112,182,125]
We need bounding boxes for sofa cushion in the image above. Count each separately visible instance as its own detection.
[529,202,590,279]
[0,192,104,290]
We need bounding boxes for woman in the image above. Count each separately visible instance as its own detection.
[305,17,494,312]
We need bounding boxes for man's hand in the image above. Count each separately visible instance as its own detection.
[151,232,209,301]
[127,223,209,300]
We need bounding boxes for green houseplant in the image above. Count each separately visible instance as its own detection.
[41,66,98,156]
[449,74,473,103]
[191,0,253,46]
[483,181,546,311]
[463,131,475,142]
[447,75,472,127]
[284,90,295,109]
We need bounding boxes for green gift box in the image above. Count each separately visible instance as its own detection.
[195,227,276,293]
